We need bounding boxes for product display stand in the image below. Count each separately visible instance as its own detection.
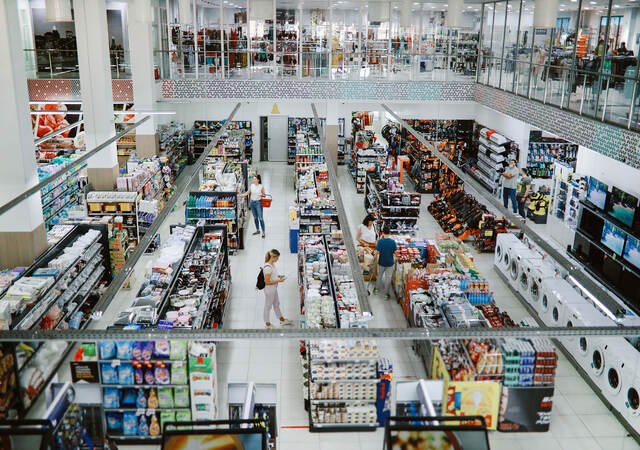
[158,122,189,178]
[297,166,340,236]
[337,118,346,165]
[185,191,242,252]
[349,130,388,194]
[405,142,443,194]
[467,127,519,195]
[365,172,421,235]
[193,120,253,162]
[87,191,140,247]
[40,163,86,230]
[548,162,583,248]
[527,134,578,179]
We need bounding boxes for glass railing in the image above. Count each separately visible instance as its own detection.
[153,47,478,81]
[478,53,640,131]
[23,49,132,80]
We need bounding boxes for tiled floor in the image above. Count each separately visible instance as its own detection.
[106,161,639,449]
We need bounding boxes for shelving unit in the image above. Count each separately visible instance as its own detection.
[527,135,578,179]
[405,142,443,194]
[193,120,252,163]
[297,167,339,236]
[1,225,111,416]
[337,118,346,165]
[185,191,243,253]
[365,172,421,235]
[288,117,320,165]
[158,122,189,178]
[349,148,388,194]
[87,191,140,247]
[467,127,518,195]
[39,164,85,231]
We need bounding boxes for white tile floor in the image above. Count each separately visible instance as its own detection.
[106,161,640,450]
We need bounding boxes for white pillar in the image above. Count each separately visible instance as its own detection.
[0,0,47,268]
[129,0,159,158]
[74,0,119,190]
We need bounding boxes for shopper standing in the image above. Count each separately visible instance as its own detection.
[374,225,397,300]
[356,214,377,248]
[501,159,519,214]
[240,175,266,238]
[517,168,531,219]
[262,249,293,328]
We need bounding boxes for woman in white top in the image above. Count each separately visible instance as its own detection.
[356,214,377,248]
[240,174,266,238]
[262,249,292,328]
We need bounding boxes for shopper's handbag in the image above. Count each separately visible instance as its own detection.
[256,266,266,290]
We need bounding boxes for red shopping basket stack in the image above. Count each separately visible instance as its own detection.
[261,195,272,208]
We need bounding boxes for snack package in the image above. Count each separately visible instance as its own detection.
[173,387,190,408]
[170,341,187,360]
[118,363,134,385]
[154,341,171,358]
[99,341,116,360]
[106,412,123,432]
[123,411,138,436]
[101,363,117,384]
[170,363,187,385]
[103,388,120,408]
[116,341,134,360]
[158,387,173,408]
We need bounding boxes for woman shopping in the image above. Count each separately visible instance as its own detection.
[240,174,266,238]
[262,249,293,329]
[375,225,397,300]
[356,214,377,248]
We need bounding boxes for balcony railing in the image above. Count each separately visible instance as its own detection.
[23,49,132,80]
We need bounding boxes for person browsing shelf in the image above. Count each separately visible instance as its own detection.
[374,225,397,300]
[501,159,519,214]
[262,249,292,329]
[240,174,266,238]
[517,168,531,219]
[356,214,377,248]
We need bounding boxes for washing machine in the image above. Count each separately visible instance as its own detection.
[624,368,640,430]
[508,246,542,285]
[518,259,555,308]
[494,233,522,276]
[539,278,585,327]
[602,341,637,413]
[559,302,616,374]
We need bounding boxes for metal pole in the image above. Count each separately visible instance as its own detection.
[311,103,371,315]
[381,103,627,319]
[220,1,225,78]
[0,116,150,217]
[193,0,199,78]
[628,81,637,129]
[0,325,638,342]
[560,70,567,108]
[48,50,53,78]
[91,103,242,318]
[602,77,610,121]
[580,74,586,114]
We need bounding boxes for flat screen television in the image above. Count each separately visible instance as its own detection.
[601,220,627,256]
[602,254,623,286]
[578,208,605,240]
[586,176,608,210]
[607,186,638,228]
[624,235,640,270]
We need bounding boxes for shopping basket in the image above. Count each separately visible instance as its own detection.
[261,194,272,208]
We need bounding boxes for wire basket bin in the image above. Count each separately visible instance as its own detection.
[261,195,272,208]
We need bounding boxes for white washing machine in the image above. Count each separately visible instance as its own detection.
[602,341,637,413]
[519,259,556,308]
[539,278,584,327]
[559,302,616,374]
[508,247,542,285]
[494,233,522,276]
[624,369,640,430]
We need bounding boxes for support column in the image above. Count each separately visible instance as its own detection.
[325,101,341,172]
[129,0,159,158]
[74,0,119,190]
[0,0,47,268]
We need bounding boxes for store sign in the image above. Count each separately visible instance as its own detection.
[70,361,100,383]
[498,386,554,432]
[444,381,501,430]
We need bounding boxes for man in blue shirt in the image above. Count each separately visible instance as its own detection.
[375,224,397,299]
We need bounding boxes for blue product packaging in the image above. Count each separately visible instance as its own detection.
[118,363,134,385]
[101,363,117,384]
[154,341,171,358]
[116,341,134,360]
[122,412,138,436]
[99,341,116,360]
[106,412,123,432]
[103,387,120,408]
[136,389,147,408]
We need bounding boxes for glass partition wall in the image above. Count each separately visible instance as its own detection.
[152,0,481,80]
[478,0,640,130]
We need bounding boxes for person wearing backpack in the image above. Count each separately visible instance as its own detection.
[258,249,292,329]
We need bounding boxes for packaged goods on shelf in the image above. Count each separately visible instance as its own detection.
[349,135,388,194]
[185,191,243,252]
[527,133,578,179]
[365,171,421,235]
[466,126,519,194]
[38,159,86,230]
[192,120,252,163]
[296,165,340,236]
[0,225,111,416]
[289,117,322,167]
[87,191,141,246]
[337,117,346,164]
[158,122,188,177]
